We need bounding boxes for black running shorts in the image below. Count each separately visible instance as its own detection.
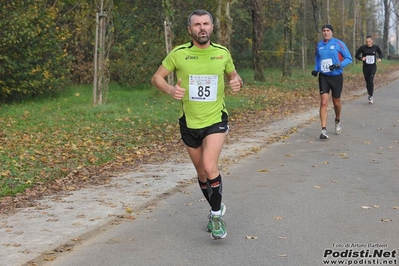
[319,73,343,98]
[179,112,229,148]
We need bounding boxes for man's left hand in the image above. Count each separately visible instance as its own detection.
[229,78,242,93]
[329,64,340,71]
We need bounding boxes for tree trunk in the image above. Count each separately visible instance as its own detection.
[394,0,399,53]
[215,0,233,50]
[93,0,113,105]
[326,0,330,24]
[252,0,266,82]
[282,0,298,77]
[341,0,345,40]
[311,0,322,37]
[164,20,175,85]
[353,0,357,65]
[383,0,390,58]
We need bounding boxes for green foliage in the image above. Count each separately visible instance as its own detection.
[55,1,97,85]
[110,2,165,85]
[109,1,219,86]
[0,0,392,95]
[0,0,72,101]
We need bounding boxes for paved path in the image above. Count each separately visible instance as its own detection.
[6,78,399,266]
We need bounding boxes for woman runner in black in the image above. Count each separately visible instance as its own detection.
[355,35,383,103]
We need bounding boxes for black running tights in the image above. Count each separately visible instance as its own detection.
[363,64,377,96]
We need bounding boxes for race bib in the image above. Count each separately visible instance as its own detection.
[321,58,333,73]
[365,55,375,64]
[189,75,218,102]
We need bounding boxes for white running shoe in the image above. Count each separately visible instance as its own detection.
[335,120,342,135]
[368,96,373,104]
[320,129,329,139]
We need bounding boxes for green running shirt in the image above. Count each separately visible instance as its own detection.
[162,41,235,129]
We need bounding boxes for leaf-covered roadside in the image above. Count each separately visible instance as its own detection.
[1,64,398,215]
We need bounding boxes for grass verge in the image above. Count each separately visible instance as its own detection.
[0,61,398,202]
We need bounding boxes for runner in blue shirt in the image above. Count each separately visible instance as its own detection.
[311,24,352,139]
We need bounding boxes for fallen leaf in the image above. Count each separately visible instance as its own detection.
[54,244,74,252]
[125,207,133,213]
[44,256,56,261]
[21,249,31,254]
[42,250,55,255]
[258,169,269,173]
[285,154,293,157]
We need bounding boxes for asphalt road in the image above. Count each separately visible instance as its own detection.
[26,78,399,266]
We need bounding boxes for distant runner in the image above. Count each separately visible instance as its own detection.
[355,35,383,104]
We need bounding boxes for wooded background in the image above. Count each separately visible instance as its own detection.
[1,0,398,102]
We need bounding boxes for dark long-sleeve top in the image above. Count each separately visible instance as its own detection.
[355,45,383,65]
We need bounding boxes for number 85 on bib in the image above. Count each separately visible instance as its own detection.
[189,75,218,102]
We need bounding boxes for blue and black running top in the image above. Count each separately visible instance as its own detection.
[314,37,352,76]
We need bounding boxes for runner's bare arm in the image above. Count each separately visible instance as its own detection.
[152,65,185,100]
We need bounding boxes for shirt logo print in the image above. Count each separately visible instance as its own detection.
[185,55,198,60]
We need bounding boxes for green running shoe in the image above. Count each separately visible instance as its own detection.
[207,203,226,232]
[210,215,227,240]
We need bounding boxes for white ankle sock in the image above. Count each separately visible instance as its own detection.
[211,210,221,216]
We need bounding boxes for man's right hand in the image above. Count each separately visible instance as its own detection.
[170,79,186,100]
[311,70,318,77]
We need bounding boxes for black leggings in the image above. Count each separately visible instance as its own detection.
[363,64,377,96]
